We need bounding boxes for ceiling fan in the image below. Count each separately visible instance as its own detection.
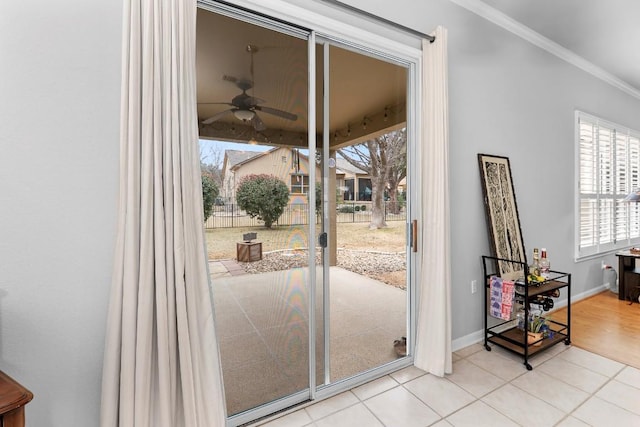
[200,45,297,131]
[200,75,297,131]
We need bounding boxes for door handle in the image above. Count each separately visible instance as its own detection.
[412,220,418,252]
[319,232,328,248]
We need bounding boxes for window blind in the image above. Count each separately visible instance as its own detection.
[577,111,640,259]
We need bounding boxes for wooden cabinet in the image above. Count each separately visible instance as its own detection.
[482,255,571,370]
[0,371,33,427]
[615,250,640,301]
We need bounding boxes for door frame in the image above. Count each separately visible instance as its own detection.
[312,34,420,403]
[197,2,424,425]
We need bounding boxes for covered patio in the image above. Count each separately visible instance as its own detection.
[209,262,407,415]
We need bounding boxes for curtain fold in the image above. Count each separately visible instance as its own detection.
[414,27,452,377]
[101,0,227,425]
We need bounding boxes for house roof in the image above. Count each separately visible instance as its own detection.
[335,156,367,175]
[225,150,265,168]
[225,147,366,178]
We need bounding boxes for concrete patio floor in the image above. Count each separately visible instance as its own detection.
[209,261,407,416]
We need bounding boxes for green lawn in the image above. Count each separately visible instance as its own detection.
[205,221,405,260]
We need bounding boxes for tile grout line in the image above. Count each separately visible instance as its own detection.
[483,346,635,426]
[259,345,640,427]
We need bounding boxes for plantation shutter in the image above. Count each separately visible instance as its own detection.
[577,112,640,259]
[628,134,640,239]
[579,119,597,251]
[615,130,630,243]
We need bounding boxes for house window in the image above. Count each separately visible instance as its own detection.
[358,178,372,201]
[290,174,309,194]
[344,178,354,201]
[576,111,640,259]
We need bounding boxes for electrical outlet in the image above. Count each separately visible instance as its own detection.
[471,280,478,294]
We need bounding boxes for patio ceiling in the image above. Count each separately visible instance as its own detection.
[196,9,407,149]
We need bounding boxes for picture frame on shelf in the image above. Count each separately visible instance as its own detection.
[477,153,526,280]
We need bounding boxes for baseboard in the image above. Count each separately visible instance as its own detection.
[452,329,484,352]
[452,284,611,352]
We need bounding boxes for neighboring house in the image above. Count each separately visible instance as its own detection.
[220,149,264,203]
[335,157,405,203]
[334,157,370,202]
[222,147,389,205]
[222,147,320,205]
[221,147,407,205]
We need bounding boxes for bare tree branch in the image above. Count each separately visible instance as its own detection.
[337,129,406,228]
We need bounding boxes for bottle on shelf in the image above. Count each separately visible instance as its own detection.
[529,248,541,277]
[516,307,525,330]
[540,248,551,279]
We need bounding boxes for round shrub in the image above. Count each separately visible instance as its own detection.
[236,174,289,228]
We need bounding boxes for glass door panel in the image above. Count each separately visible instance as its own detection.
[320,42,409,383]
[196,7,311,418]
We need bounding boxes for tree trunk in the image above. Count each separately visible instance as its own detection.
[369,177,387,229]
[388,186,399,215]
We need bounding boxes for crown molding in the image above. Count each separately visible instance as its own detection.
[448,0,640,100]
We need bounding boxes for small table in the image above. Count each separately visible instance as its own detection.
[236,241,262,262]
[0,370,33,427]
[615,250,640,301]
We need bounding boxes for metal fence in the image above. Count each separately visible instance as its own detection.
[204,202,406,229]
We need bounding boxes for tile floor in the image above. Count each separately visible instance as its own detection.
[250,344,640,427]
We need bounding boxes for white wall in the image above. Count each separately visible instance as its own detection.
[340,0,640,342]
[0,1,121,425]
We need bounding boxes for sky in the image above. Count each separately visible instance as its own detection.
[199,139,310,166]
[199,139,270,166]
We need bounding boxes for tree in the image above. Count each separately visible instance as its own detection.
[236,174,289,228]
[202,174,219,221]
[200,142,224,188]
[338,129,407,229]
[201,162,222,189]
[315,182,322,215]
[386,132,407,215]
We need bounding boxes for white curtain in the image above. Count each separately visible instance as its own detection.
[101,0,227,426]
[414,27,452,377]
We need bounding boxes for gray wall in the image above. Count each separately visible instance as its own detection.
[0,1,121,425]
[2,0,640,425]
[341,0,640,343]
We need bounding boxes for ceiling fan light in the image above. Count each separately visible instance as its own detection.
[233,109,255,122]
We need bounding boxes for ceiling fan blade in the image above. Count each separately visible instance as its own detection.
[255,105,297,121]
[251,113,267,131]
[202,109,234,125]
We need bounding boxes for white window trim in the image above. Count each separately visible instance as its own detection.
[575,110,640,260]
[290,173,310,194]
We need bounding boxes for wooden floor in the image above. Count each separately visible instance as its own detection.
[550,290,640,369]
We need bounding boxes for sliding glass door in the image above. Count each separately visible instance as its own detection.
[197,3,415,425]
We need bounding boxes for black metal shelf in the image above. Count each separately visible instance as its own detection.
[482,255,571,370]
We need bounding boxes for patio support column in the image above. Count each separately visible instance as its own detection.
[329,150,337,266]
